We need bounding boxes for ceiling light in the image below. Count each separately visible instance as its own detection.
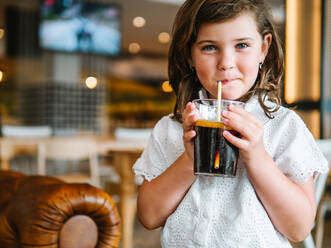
[0,29,4,39]
[128,43,141,54]
[161,81,173,93]
[158,32,170,44]
[133,16,146,28]
[85,76,98,89]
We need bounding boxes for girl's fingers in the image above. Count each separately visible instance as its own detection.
[222,106,262,138]
[222,105,265,158]
[227,104,261,126]
[183,130,196,142]
[223,130,249,150]
[224,117,256,139]
[182,102,197,132]
[182,102,195,117]
[222,110,250,137]
[183,114,197,132]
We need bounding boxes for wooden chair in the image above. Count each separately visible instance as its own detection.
[37,137,100,187]
[111,127,151,248]
[0,125,52,172]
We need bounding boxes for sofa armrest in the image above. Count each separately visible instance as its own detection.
[0,172,121,248]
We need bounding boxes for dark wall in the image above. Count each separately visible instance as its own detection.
[5,6,40,57]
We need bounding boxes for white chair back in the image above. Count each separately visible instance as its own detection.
[2,125,52,138]
[37,137,100,187]
[114,127,152,141]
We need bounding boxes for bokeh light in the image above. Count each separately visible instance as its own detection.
[133,16,146,28]
[0,29,4,39]
[0,70,4,82]
[161,81,173,93]
[85,76,98,89]
[158,32,170,44]
[128,42,141,54]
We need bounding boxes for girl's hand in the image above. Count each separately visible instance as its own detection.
[221,104,266,164]
[182,102,198,161]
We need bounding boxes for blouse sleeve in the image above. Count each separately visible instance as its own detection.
[273,110,329,183]
[132,117,172,182]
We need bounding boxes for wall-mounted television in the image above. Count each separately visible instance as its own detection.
[39,0,121,56]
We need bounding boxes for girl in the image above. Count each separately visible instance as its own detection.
[133,0,329,247]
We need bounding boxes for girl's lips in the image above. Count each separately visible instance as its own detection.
[220,79,236,84]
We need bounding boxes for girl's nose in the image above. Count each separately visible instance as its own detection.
[217,51,235,71]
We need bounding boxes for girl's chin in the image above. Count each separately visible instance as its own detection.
[222,91,245,101]
[222,95,241,101]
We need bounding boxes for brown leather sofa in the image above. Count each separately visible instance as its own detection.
[0,170,121,248]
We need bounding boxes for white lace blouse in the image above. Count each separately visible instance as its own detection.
[133,96,329,248]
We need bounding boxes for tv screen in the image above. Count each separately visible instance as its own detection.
[39,0,121,55]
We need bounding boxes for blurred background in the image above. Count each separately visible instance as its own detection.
[0,0,330,138]
[0,0,331,247]
[0,0,180,136]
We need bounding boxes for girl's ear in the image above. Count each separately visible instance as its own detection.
[260,33,272,62]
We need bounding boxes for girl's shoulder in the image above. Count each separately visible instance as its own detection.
[153,114,182,132]
[247,96,304,126]
[269,103,305,127]
[263,102,329,183]
[151,114,183,141]
[263,100,314,146]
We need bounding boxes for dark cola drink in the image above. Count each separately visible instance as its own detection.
[194,120,239,177]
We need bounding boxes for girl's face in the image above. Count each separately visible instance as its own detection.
[191,12,271,100]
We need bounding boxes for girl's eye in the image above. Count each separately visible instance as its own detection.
[201,45,216,51]
[236,43,248,49]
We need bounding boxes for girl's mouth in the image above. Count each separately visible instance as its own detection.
[220,79,236,84]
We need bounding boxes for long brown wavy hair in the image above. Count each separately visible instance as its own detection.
[168,0,284,122]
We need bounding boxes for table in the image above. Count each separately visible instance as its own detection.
[0,137,44,171]
[0,137,147,248]
[97,139,147,248]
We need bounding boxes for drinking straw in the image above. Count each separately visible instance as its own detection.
[217,81,222,122]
